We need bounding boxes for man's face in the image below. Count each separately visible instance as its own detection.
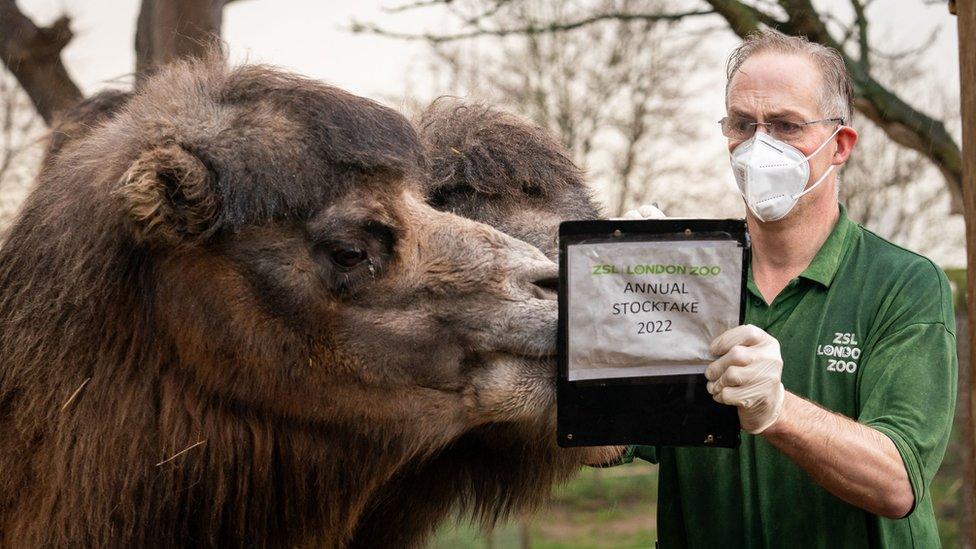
[725,52,839,193]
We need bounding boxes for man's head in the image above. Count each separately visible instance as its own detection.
[724,30,858,223]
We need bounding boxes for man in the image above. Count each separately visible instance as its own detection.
[618,30,957,547]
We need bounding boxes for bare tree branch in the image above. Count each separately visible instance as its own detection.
[823,11,858,50]
[850,0,869,70]
[465,0,514,25]
[0,67,44,233]
[369,0,963,211]
[871,26,940,61]
[350,9,716,43]
[702,0,787,34]
[383,0,456,13]
[0,0,82,124]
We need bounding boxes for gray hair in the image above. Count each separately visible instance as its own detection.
[725,30,854,124]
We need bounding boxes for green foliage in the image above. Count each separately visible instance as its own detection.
[431,461,658,548]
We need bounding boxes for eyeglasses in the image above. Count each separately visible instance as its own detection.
[718,116,845,141]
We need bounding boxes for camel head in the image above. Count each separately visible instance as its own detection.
[414,100,602,425]
[39,59,560,446]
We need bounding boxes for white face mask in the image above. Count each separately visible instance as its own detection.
[730,126,841,222]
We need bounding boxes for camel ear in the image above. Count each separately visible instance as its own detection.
[116,144,220,246]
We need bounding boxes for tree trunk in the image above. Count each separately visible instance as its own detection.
[0,0,235,124]
[955,0,976,545]
[0,0,82,124]
[135,0,228,79]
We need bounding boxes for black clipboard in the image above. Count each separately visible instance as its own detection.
[557,218,749,449]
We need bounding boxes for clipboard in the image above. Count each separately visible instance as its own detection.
[557,218,749,448]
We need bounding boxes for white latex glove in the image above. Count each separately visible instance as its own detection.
[620,204,667,219]
[705,324,785,435]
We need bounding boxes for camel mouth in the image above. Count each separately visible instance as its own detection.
[489,346,555,363]
[531,275,559,301]
[508,333,557,360]
[465,354,558,423]
[472,349,557,368]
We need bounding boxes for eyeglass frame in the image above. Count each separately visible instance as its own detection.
[718,116,846,141]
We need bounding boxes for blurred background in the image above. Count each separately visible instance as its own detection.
[0,0,968,546]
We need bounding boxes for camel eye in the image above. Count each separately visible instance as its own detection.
[328,244,368,269]
[521,182,545,199]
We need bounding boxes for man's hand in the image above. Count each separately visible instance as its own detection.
[706,325,785,434]
[620,204,667,219]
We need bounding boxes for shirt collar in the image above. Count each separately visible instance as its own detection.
[797,204,854,288]
[746,204,854,298]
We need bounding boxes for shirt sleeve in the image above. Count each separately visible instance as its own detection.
[857,265,957,515]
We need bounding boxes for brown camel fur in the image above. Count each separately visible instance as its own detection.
[0,59,601,547]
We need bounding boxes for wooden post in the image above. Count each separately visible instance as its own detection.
[954,0,976,546]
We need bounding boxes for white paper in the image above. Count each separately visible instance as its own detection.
[567,239,743,381]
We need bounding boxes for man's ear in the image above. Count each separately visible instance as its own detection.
[832,126,858,166]
[114,143,220,246]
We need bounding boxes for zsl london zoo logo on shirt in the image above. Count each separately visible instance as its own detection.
[816,332,861,374]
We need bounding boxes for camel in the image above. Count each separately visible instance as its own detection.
[0,57,614,547]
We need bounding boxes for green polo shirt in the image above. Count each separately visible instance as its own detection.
[625,205,957,548]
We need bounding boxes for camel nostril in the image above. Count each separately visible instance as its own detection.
[532,275,560,300]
